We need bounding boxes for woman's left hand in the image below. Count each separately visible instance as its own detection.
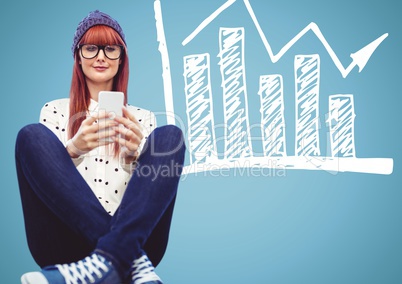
[113,106,144,164]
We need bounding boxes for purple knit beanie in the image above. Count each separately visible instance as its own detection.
[71,10,126,57]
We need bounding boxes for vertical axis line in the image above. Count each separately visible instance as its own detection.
[154,0,175,125]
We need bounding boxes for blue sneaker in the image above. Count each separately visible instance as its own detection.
[21,253,121,284]
[131,254,162,284]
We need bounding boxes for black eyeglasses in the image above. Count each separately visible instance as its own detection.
[79,44,124,60]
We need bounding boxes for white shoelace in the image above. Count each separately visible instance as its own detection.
[56,254,110,284]
[132,255,162,284]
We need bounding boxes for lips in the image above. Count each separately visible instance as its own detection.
[94,66,108,71]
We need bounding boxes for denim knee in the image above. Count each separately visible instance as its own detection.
[16,123,61,160]
[16,124,42,153]
[17,123,48,144]
[148,125,186,155]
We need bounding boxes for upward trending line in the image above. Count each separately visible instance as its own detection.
[182,0,388,78]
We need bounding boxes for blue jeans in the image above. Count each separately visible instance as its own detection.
[15,123,185,280]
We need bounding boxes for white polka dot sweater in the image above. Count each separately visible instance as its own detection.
[40,98,157,215]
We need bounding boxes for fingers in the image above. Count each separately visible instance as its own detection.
[114,123,142,140]
[113,125,141,148]
[122,106,138,123]
[114,109,142,138]
[83,110,108,126]
[110,107,144,156]
[73,111,118,151]
[114,135,139,156]
[96,127,118,142]
[84,111,116,130]
[116,107,141,129]
[73,108,143,157]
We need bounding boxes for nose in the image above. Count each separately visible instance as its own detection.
[96,48,106,60]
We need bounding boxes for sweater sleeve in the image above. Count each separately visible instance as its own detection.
[39,99,85,166]
[39,99,69,146]
[138,110,157,156]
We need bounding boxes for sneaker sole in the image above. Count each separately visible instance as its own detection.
[21,272,49,284]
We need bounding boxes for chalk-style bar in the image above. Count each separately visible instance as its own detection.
[183,53,217,163]
[328,94,356,157]
[258,75,286,156]
[218,27,253,159]
[295,54,320,156]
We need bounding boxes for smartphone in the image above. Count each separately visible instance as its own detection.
[98,91,124,142]
[98,91,124,117]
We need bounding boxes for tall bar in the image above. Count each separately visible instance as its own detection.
[258,74,286,156]
[183,53,217,164]
[218,27,253,159]
[294,54,320,156]
[328,94,356,157]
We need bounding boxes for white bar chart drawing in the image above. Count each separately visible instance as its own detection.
[153,0,394,175]
[183,53,217,164]
[328,95,356,158]
[258,74,286,157]
[295,54,321,157]
[218,27,253,159]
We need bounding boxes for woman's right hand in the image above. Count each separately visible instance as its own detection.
[66,111,118,158]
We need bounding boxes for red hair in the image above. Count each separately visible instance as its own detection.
[68,25,129,155]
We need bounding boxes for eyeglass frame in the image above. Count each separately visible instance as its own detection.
[78,44,124,60]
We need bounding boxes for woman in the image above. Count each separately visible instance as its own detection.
[15,10,185,284]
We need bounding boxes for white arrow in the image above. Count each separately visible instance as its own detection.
[350,33,389,73]
[183,0,389,78]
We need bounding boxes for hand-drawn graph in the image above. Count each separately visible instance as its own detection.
[259,74,286,157]
[153,0,394,175]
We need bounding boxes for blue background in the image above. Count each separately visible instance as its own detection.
[1,0,401,283]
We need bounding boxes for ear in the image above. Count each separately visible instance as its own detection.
[76,54,82,65]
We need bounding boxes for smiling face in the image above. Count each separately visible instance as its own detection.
[78,25,125,94]
[79,46,121,88]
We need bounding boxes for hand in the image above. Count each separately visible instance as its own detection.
[66,111,118,158]
[113,106,144,164]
